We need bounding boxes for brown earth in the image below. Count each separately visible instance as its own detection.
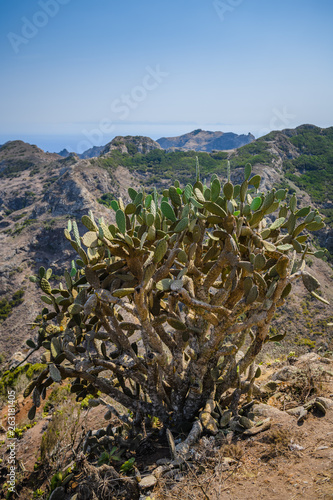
[0,353,333,499]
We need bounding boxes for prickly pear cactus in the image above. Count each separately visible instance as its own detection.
[26,163,328,436]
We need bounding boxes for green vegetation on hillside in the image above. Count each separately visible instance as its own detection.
[282,127,333,224]
[0,362,45,399]
[0,289,24,321]
[96,149,229,187]
[230,138,276,167]
[0,159,35,178]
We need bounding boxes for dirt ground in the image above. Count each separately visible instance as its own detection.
[1,355,333,499]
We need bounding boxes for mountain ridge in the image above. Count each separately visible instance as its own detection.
[54,129,255,158]
[157,129,255,151]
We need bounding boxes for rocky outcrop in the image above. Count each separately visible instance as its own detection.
[157,129,255,152]
[102,136,162,156]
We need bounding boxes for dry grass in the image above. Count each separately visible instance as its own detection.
[258,428,294,462]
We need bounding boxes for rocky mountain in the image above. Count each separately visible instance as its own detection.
[101,135,162,155]
[59,130,254,159]
[0,128,332,367]
[79,144,105,159]
[157,129,255,151]
[57,148,71,158]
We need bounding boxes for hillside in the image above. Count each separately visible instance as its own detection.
[157,129,255,151]
[0,127,332,369]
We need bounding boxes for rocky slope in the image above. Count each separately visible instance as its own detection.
[0,128,332,368]
[157,129,255,151]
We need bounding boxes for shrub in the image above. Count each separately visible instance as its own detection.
[0,290,25,321]
[25,162,328,451]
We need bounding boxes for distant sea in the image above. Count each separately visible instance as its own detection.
[0,123,257,155]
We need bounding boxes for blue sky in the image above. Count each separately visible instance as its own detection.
[0,0,332,153]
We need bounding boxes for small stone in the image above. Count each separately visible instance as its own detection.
[252,404,293,424]
[139,475,157,491]
[155,458,171,466]
[49,487,65,500]
[271,366,298,381]
[289,441,304,451]
[286,406,305,416]
[170,458,184,467]
[229,419,245,433]
[153,465,172,478]
[239,416,254,429]
[220,410,232,428]
[243,418,271,436]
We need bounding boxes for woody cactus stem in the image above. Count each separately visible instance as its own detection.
[26,163,328,435]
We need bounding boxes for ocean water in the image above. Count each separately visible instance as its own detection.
[0,122,257,155]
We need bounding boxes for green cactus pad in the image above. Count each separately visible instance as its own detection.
[81,231,98,248]
[156,278,173,291]
[306,221,325,231]
[194,187,206,203]
[223,182,234,200]
[167,317,187,330]
[301,271,320,292]
[295,206,310,219]
[169,186,182,206]
[174,217,189,233]
[254,254,266,270]
[250,197,262,211]
[244,163,252,180]
[275,188,287,201]
[40,278,52,295]
[112,288,135,298]
[246,285,258,304]
[281,283,292,298]
[204,201,227,218]
[125,203,136,215]
[289,194,297,213]
[49,363,62,383]
[269,217,285,230]
[161,201,177,222]
[128,187,138,201]
[210,178,221,202]
[116,210,126,234]
[248,175,261,189]
[82,215,98,232]
[154,239,168,263]
[240,181,248,202]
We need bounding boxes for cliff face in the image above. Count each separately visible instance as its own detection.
[157,129,255,151]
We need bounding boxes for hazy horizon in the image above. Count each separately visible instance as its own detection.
[1,120,332,154]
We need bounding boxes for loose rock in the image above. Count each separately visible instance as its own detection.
[139,475,157,491]
[243,418,271,436]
